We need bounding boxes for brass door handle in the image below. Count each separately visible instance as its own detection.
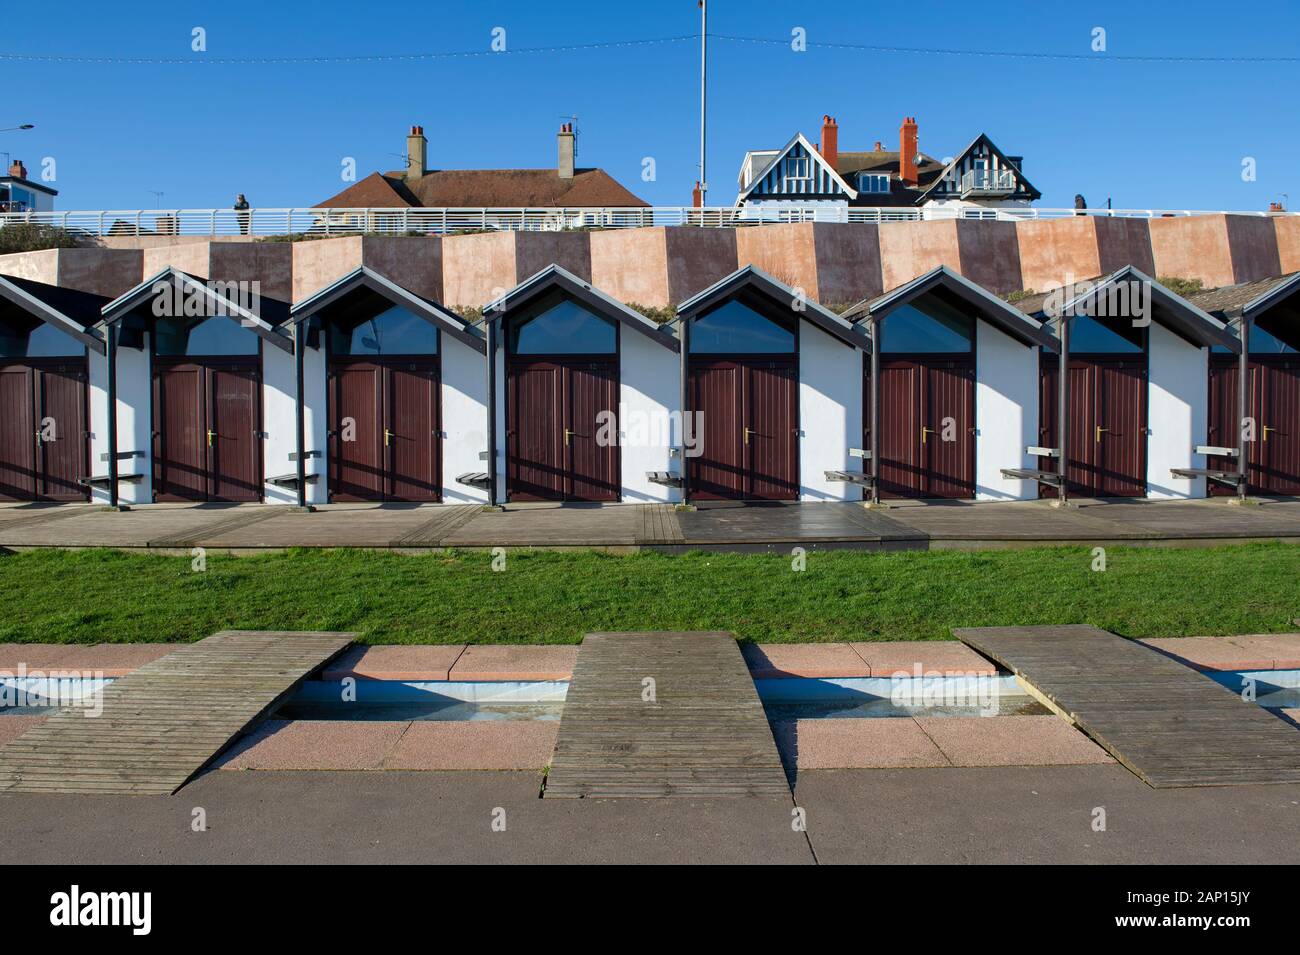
[744,427,754,445]
[1095,426,1109,442]
[564,428,575,446]
[34,429,42,447]
[1263,425,1275,442]
[384,428,394,447]
[206,429,216,447]
[921,426,936,444]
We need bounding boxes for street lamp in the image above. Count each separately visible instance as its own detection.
[0,124,34,132]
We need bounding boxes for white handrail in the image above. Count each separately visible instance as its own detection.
[0,205,1292,238]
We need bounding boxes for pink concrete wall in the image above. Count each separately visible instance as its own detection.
[813,224,883,307]
[291,236,364,300]
[1016,218,1102,292]
[664,227,739,306]
[55,249,144,298]
[591,228,669,307]
[1149,216,1237,288]
[956,220,1022,295]
[877,220,962,292]
[440,232,517,308]
[736,223,819,297]
[141,241,210,280]
[514,232,592,286]
[0,249,61,285]
[1275,216,1300,274]
[1094,217,1155,277]
[209,243,293,303]
[362,236,442,302]
[1224,215,1281,284]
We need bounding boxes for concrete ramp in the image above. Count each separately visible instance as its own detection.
[0,630,354,795]
[545,632,788,798]
[955,625,1300,788]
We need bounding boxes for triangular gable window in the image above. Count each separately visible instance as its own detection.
[508,294,616,355]
[689,300,795,354]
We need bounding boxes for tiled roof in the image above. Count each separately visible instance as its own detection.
[317,167,648,209]
[1186,273,1299,317]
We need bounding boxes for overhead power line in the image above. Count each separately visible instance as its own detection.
[0,32,1294,66]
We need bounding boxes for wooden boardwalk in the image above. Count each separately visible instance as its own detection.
[0,630,354,795]
[955,625,1300,788]
[545,631,789,798]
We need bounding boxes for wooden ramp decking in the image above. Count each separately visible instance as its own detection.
[544,631,789,798]
[0,630,354,795]
[954,625,1300,788]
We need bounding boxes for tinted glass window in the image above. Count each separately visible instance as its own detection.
[328,305,439,356]
[509,298,615,355]
[879,299,974,353]
[154,316,259,356]
[689,299,795,354]
[0,320,86,358]
[1067,314,1143,354]
[1249,322,1298,354]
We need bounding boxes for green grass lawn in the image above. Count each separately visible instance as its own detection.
[0,543,1296,645]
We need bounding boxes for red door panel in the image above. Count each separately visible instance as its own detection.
[329,363,384,501]
[1040,356,1146,497]
[1206,358,1239,496]
[687,360,743,500]
[0,365,35,500]
[744,360,798,500]
[154,363,207,501]
[507,361,566,501]
[387,362,441,502]
[34,364,89,501]
[208,364,262,502]
[1259,361,1300,494]
[922,360,975,499]
[567,361,619,502]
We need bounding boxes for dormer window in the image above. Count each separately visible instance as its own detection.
[785,157,811,182]
[857,173,890,194]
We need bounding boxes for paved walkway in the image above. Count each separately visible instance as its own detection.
[1,497,1298,551]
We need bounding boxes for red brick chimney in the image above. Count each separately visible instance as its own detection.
[820,115,838,170]
[692,180,703,208]
[899,117,919,186]
[8,159,26,179]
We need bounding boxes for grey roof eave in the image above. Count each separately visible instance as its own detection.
[0,276,105,354]
[1242,271,1300,321]
[290,266,484,354]
[1062,265,1240,352]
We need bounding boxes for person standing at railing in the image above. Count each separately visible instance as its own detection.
[1073,194,1087,216]
[233,194,250,234]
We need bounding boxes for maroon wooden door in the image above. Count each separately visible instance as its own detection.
[154,360,262,502]
[506,358,618,502]
[329,359,441,502]
[688,358,797,501]
[868,357,974,499]
[34,363,90,501]
[386,362,441,502]
[1040,357,1146,497]
[1206,357,1239,496]
[1257,360,1300,494]
[0,364,36,500]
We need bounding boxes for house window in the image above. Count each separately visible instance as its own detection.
[785,157,810,181]
[0,319,85,358]
[328,304,439,356]
[879,299,975,354]
[508,295,616,355]
[857,173,890,194]
[154,316,260,357]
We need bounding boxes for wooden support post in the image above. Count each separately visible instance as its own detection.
[869,315,881,505]
[106,322,120,510]
[1056,314,1069,506]
[485,320,498,507]
[679,316,690,506]
[294,321,307,509]
[1238,316,1249,501]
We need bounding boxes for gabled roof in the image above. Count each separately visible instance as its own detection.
[1185,272,1300,321]
[0,274,106,353]
[915,132,1042,204]
[316,167,648,209]
[676,265,869,350]
[290,265,484,354]
[483,264,678,352]
[844,265,1057,351]
[1051,265,1239,352]
[101,267,293,354]
[736,132,860,205]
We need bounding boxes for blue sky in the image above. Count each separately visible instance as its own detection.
[4,0,1297,210]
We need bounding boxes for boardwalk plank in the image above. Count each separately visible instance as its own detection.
[0,630,354,795]
[955,624,1300,788]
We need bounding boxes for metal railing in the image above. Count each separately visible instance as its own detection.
[0,205,1292,238]
[960,168,1017,196]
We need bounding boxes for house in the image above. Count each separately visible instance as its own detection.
[734,115,1039,217]
[0,159,56,213]
[315,124,648,230]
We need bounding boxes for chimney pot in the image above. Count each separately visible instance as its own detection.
[8,159,26,179]
[820,114,839,171]
[405,125,427,181]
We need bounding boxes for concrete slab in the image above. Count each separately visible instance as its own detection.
[0,644,83,670]
[0,715,47,747]
[215,720,408,771]
[50,643,182,676]
[741,642,871,679]
[916,715,1114,767]
[383,721,558,771]
[1221,634,1300,669]
[1139,636,1277,671]
[448,645,576,681]
[772,718,948,769]
[852,640,997,676]
[320,645,465,681]
[1279,708,1300,728]
[444,504,642,547]
[200,504,446,548]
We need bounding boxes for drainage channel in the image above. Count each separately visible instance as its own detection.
[6,670,1297,722]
